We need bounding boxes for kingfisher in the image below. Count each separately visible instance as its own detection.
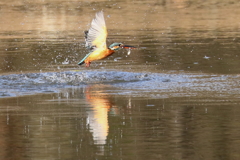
[78,11,136,67]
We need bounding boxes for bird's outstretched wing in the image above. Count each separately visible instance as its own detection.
[85,11,107,51]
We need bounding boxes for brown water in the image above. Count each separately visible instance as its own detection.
[1,0,240,159]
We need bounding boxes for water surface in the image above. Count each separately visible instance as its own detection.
[1,0,240,159]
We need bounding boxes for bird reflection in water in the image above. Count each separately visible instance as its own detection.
[84,85,119,154]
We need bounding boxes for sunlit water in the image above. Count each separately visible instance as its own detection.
[1,1,240,160]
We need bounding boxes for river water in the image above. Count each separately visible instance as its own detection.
[1,0,240,159]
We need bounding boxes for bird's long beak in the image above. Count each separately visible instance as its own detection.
[120,44,136,49]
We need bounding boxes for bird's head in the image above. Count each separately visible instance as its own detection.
[108,43,123,51]
[109,43,136,51]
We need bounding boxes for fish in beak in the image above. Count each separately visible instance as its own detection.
[120,44,136,55]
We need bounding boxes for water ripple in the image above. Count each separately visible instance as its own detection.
[0,70,239,98]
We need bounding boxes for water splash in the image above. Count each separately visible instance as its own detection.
[0,70,239,98]
[0,70,152,97]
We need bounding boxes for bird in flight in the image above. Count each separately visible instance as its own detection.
[78,11,136,67]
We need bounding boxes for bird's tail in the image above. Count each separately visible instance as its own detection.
[78,52,91,65]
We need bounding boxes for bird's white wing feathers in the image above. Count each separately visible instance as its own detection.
[85,11,107,50]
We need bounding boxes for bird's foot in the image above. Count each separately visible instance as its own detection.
[85,62,91,67]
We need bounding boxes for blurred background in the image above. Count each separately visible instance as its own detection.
[1,0,240,159]
[1,0,240,74]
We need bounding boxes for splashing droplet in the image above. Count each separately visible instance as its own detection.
[127,49,131,55]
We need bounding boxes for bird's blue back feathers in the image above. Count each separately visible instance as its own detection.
[78,52,91,65]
